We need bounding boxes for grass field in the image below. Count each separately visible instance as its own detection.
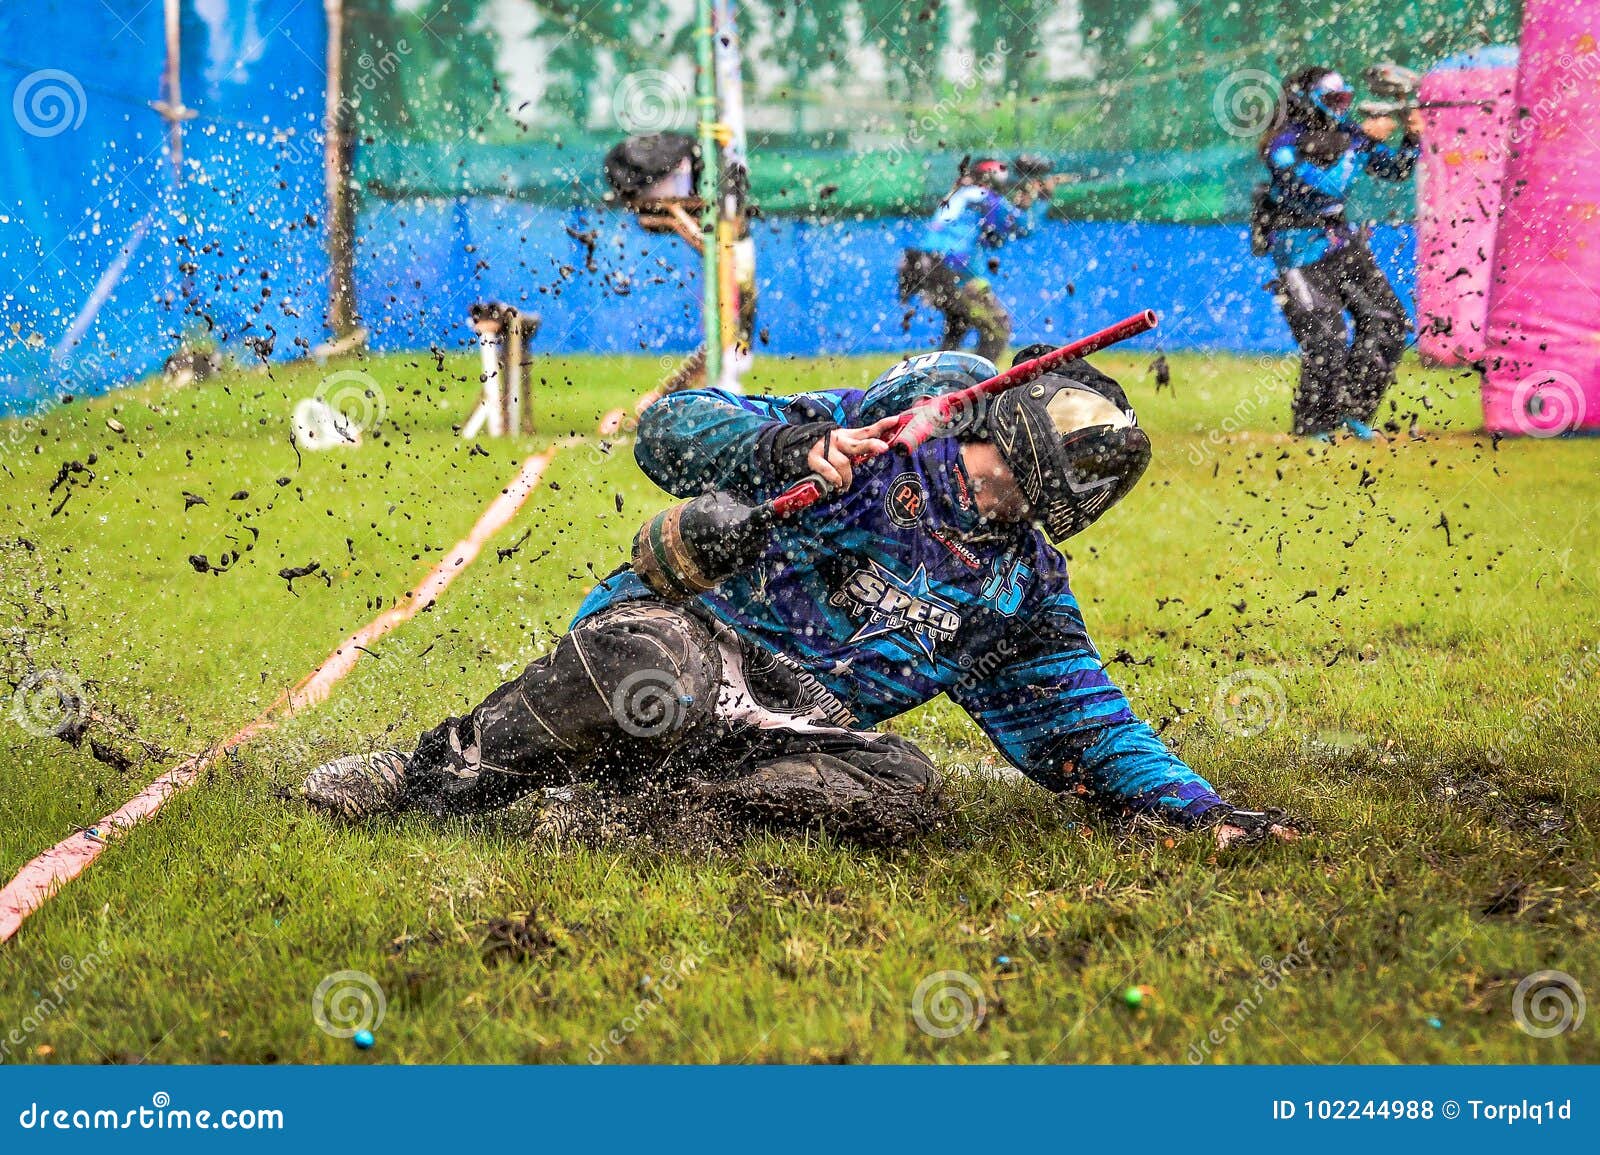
[1,348,1596,1064]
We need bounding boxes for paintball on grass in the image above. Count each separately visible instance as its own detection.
[0,0,1597,1138]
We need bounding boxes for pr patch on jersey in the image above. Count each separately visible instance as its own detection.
[886,472,926,527]
[832,559,962,658]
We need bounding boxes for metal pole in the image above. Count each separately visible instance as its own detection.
[711,0,749,389]
[695,0,721,385]
[324,0,359,341]
[160,0,186,181]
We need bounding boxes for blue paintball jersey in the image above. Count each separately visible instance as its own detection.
[575,354,1226,825]
[1262,118,1418,269]
[916,185,1044,279]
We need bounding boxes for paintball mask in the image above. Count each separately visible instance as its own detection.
[987,348,1151,541]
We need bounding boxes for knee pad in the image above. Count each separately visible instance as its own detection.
[568,603,721,743]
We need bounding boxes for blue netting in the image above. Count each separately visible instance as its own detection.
[0,1,1428,412]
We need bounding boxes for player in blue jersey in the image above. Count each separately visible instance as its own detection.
[1251,67,1422,439]
[898,159,1058,363]
[304,349,1293,848]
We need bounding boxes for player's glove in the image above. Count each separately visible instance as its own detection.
[1207,805,1301,848]
[761,420,840,486]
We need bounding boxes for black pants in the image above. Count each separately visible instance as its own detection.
[401,600,935,833]
[899,249,1011,363]
[1273,237,1408,436]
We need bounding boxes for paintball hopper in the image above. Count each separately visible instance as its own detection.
[1360,62,1421,116]
[1013,154,1054,180]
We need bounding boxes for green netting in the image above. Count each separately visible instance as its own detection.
[343,0,1522,221]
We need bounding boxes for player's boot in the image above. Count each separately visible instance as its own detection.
[1338,414,1377,440]
[302,750,409,819]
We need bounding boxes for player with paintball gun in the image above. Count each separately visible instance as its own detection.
[303,314,1295,850]
[898,155,1069,364]
[1251,66,1423,441]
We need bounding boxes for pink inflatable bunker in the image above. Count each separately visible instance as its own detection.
[1414,47,1518,367]
[1483,0,1600,435]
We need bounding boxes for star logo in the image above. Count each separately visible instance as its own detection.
[833,560,963,658]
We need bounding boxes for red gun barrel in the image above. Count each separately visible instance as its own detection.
[769,309,1158,518]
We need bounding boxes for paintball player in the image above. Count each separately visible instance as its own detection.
[303,349,1292,849]
[899,158,1060,364]
[1252,67,1422,440]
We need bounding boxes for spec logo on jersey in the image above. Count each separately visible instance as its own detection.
[886,472,926,527]
[831,560,962,658]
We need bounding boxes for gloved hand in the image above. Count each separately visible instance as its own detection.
[806,418,900,493]
[1212,805,1300,849]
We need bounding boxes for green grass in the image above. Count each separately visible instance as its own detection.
[0,349,1595,1064]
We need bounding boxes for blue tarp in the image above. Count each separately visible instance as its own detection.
[0,1,1419,415]
[362,199,1416,363]
[0,0,326,415]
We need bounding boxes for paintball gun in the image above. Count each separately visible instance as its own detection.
[1360,61,1491,116]
[631,310,1159,599]
[1011,153,1074,202]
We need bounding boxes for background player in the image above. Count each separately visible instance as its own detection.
[1252,67,1423,440]
[899,159,1062,363]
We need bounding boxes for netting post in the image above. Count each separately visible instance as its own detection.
[323,0,360,344]
[511,310,536,437]
[695,0,722,386]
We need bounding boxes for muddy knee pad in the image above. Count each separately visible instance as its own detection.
[413,601,720,791]
[541,601,721,758]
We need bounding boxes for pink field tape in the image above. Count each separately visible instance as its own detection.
[0,446,561,944]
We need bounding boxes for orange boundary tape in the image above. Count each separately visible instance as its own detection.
[0,446,560,944]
